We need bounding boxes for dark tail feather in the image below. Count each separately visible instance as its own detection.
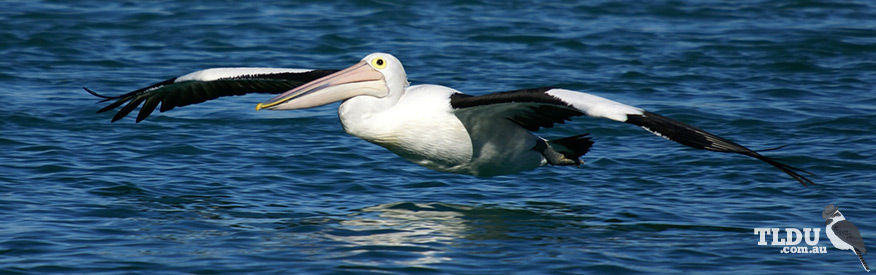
[551,134,594,158]
[541,134,594,166]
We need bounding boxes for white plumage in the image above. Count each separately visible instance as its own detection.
[176,67,313,82]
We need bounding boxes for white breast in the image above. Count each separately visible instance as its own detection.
[339,85,474,172]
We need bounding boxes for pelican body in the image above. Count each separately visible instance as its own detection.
[87,53,814,185]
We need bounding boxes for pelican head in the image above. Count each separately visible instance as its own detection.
[256,53,407,111]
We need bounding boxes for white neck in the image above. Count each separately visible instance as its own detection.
[337,81,406,138]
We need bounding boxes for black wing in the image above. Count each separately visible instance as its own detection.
[85,68,337,122]
[450,87,815,185]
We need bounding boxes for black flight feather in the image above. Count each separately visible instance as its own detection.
[85,69,337,122]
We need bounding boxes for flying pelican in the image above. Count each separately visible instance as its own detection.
[86,53,814,185]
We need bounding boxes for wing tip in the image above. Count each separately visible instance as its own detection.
[627,111,817,186]
[750,145,817,186]
[83,87,120,103]
[752,153,816,186]
[83,87,109,98]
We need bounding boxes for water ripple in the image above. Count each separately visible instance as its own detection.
[1,0,874,273]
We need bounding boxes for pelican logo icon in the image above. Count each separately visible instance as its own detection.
[823,204,870,272]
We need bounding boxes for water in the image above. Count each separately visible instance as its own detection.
[2,0,875,273]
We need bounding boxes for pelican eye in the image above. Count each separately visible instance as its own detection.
[371,58,387,69]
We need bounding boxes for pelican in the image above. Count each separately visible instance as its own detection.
[86,53,814,185]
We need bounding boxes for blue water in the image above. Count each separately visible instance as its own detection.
[2,0,875,273]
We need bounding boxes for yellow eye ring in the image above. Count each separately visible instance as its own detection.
[371,58,387,69]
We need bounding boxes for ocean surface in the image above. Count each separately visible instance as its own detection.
[2,0,874,273]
